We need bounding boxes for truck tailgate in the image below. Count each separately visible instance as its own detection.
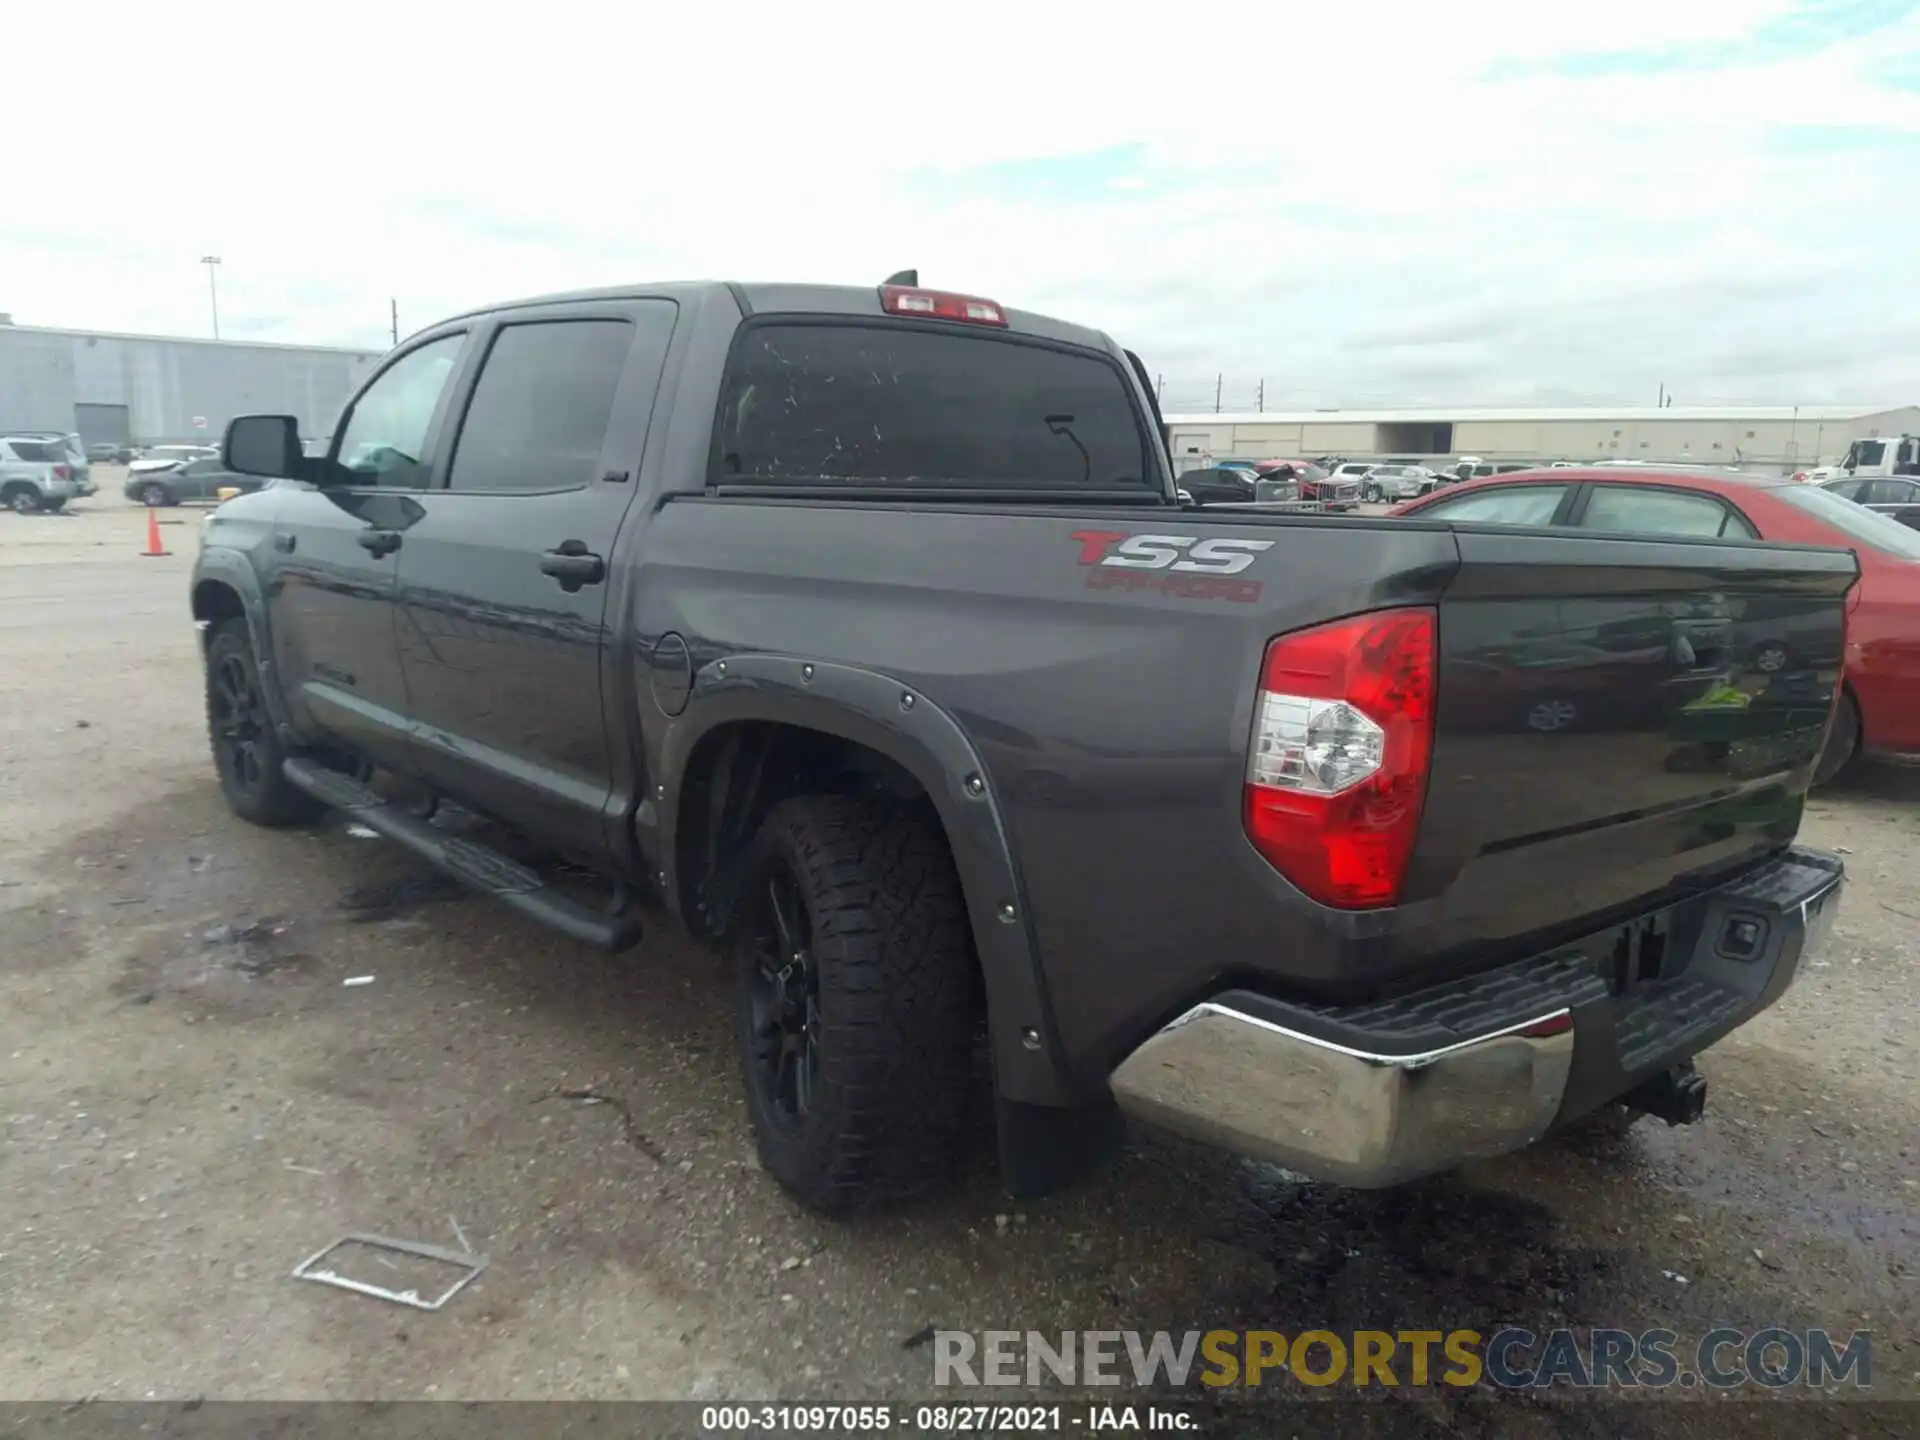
[1412,527,1856,948]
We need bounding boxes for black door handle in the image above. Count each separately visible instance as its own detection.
[540,541,605,591]
[356,529,402,558]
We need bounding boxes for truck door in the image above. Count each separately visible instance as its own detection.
[269,332,471,771]
[392,299,677,864]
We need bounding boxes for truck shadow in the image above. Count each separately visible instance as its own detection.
[1823,761,1920,803]
[41,786,1913,1426]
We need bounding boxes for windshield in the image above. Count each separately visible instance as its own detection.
[1847,440,1887,469]
[715,324,1150,493]
[1777,484,1920,560]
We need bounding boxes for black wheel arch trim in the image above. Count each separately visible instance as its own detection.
[190,550,298,745]
[655,654,1077,1106]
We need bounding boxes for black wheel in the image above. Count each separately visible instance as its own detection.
[733,793,976,1212]
[205,621,323,827]
[5,487,40,515]
[1812,689,1859,787]
[139,481,173,507]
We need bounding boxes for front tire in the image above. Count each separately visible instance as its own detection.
[1812,690,1859,787]
[733,793,976,1213]
[205,620,323,827]
[139,481,173,508]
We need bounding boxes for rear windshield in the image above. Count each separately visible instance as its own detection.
[6,439,62,461]
[713,324,1150,492]
[1777,483,1920,560]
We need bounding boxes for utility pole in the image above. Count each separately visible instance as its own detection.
[200,256,222,339]
[1657,382,1665,408]
[1257,378,1265,413]
[1156,374,1164,404]
[390,298,399,347]
[1214,373,1222,413]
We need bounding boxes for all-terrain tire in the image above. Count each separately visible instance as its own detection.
[1812,689,1859,788]
[733,793,977,1213]
[205,620,324,827]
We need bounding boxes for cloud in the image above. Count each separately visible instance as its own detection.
[3,0,1919,408]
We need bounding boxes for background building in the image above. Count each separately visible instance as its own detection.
[0,317,382,447]
[1161,405,1920,473]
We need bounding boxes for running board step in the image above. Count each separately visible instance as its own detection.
[283,757,642,952]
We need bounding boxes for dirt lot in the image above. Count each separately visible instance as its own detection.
[2,495,1916,1431]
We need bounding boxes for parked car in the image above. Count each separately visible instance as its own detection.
[1358,464,1439,502]
[129,444,218,472]
[1174,465,1260,505]
[1390,464,1919,781]
[123,456,265,507]
[1818,475,1920,532]
[195,278,1846,1215]
[0,435,90,513]
[87,442,136,464]
[1252,458,1328,482]
[1434,456,1536,483]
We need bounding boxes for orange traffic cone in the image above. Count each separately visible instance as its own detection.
[140,507,171,558]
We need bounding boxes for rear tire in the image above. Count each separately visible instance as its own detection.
[733,793,976,1213]
[1813,690,1859,787]
[205,620,324,827]
[5,486,41,515]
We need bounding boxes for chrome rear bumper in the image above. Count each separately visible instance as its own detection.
[1108,1004,1574,1188]
[1109,847,1843,1188]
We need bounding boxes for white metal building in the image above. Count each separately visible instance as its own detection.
[1161,405,1920,474]
[0,319,382,447]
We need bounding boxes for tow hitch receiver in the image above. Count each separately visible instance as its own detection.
[1622,1061,1708,1126]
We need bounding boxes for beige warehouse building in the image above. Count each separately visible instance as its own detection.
[1161,405,1920,474]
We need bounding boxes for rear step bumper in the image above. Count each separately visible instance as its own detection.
[282,758,643,952]
[1108,846,1843,1187]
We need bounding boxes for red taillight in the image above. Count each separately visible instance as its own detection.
[52,464,69,479]
[1242,607,1437,909]
[880,284,1008,328]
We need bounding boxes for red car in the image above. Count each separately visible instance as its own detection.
[1390,465,1920,780]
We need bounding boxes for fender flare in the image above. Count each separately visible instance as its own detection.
[190,549,299,743]
[656,654,1077,1106]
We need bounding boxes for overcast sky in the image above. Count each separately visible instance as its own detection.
[8,0,1919,411]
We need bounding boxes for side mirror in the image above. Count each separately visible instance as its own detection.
[1176,488,1195,505]
[225,415,302,479]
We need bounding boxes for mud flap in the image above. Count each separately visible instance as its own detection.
[996,1094,1125,1200]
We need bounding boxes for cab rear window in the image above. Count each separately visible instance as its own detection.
[712,324,1150,492]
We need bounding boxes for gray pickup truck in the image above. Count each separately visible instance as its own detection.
[192,277,1849,1212]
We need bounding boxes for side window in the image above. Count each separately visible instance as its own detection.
[1582,485,1756,539]
[1418,485,1569,526]
[1861,479,1920,505]
[445,320,633,493]
[333,334,466,489]
[1825,480,1863,501]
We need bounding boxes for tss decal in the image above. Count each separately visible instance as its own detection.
[1069,530,1276,603]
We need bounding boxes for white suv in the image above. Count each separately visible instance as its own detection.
[1359,464,1439,502]
[1,435,89,514]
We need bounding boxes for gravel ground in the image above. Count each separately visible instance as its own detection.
[2,496,1915,1433]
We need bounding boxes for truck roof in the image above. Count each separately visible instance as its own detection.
[436,280,1118,355]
